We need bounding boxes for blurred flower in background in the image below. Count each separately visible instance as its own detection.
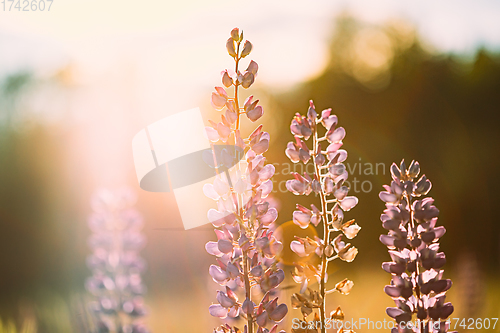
[85,189,149,333]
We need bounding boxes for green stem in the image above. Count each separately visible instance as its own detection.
[233,38,254,333]
[243,250,253,333]
[313,127,329,333]
[406,192,424,333]
[235,42,241,131]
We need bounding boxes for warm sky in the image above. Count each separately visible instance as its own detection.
[2,0,500,90]
[1,0,500,187]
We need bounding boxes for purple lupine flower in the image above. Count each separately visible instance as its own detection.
[286,101,360,333]
[86,188,150,333]
[205,28,286,333]
[379,160,456,333]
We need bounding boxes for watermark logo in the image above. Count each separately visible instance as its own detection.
[271,159,386,194]
[132,108,242,229]
[292,318,455,331]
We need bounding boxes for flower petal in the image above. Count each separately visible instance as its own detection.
[292,211,311,229]
[290,241,307,257]
[209,304,228,318]
[258,180,273,198]
[209,265,228,284]
[208,209,227,227]
[247,105,263,122]
[252,138,269,154]
[217,291,235,308]
[335,279,354,295]
[203,184,220,200]
[340,196,358,211]
[334,186,349,201]
[205,126,220,142]
[242,298,255,315]
[343,223,361,239]
[211,93,227,110]
[234,178,250,194]
[270,304,288,322]
[260,208,278,225]
[379,191,398,203]
[205,241,223,256]
[328,127,346,143]
[213,177,230,196]
[259,164,275,181]
[218,239,234,254]
[339,246,358,262]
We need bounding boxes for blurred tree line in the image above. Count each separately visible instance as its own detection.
[267,15,500,273]
[0,70,86,325]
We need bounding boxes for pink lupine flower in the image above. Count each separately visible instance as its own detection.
[379,160,456,332]
[205,28,287,333]
[285,101,359,333]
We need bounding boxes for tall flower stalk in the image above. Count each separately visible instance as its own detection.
[379,160,456,333]
[205,28,287,333]
[285,103,360,333]
[86,189,149,333]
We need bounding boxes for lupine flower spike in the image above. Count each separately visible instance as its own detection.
[86,189,150,333]
[379,160,456,333]
[286,102,360,333]
[205,28,287,333]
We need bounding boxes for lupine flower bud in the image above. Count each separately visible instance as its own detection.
[226,37,237,58]
[241,72,255,89]
[231,28,239,41]
[222,70,233,87]
[241,41,253,58]
[246,60,258,75]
